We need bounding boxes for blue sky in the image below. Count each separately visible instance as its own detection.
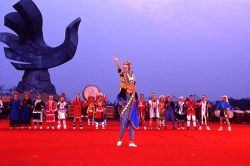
[0,0,250,100]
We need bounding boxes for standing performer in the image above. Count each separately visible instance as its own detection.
[198,95,212,130]
[148,93,160,130]
[33,95,44,129]
[94,93,106,129]
[185,95,198,130]
[20,92,33,129]
[57,94,68,129]
[71,93,84,129]
[45,95,57,129]
[137,94,148,130]
[217,95,232,132]
[114,55,139,147]
[86,96,96,126]
[175,96,186,130]
[164,95,176,130]
[158,95,166,128]
[9,91,21,129]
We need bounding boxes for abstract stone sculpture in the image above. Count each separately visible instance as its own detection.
[0,0,81,95]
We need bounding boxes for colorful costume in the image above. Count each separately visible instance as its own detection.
[137,97,147,129]
[217,95,231,131]
[86,96,95,126]
[45,98,57,129]
[199,100,211,130]
[71,96,84,129]
[57,100,68,129]
[94,93,106,129]
[176,100,186,129]
[185,97,198,130]
[158,95,165,127]
[33,98,44,129]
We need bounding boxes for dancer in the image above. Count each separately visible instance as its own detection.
[198,95,211,130]
[185,95,198,130]
[86,95,96,126]
[158,95,166,128]
[20,92,33,129]
[9,91,21,129]
[115,56,139,147]
[57,93,68,129]
[71,93,84,129]
[45,95,57,129]
[137,94,148,130]
[33,94,44,129]
[217,95,232,132]
[175,96,186,130]
[94,93,106,129]
[148,93,160,130]
[164,95,176,130]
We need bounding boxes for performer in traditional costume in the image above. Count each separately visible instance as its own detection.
[57,93,68,129]
[94,93,106,129]
[33,94,44,129]
[198,95,212,130]
[158,95,166,128]
[20,91,33,129]
[9,91,21,128]
[137,94,148,130]
[45,95,57,129]
[148,93,160,130]
[71,93,84,129]
[217,95,232,132]
[86,96,96,126]
[175,96,186,130]
[185,95,198,130]
[164,95,176,130]
[114,55,139,147]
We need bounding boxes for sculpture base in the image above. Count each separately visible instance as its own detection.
[16,69,57,95]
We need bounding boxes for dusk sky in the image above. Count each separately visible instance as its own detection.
[0,0,249,101]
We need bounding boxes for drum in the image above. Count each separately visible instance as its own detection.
[234,110,244,123]
[33,110,43,122]
[82,85,100,100]
[245,110,250,123]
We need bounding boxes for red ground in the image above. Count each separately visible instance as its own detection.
[0,120,249,166]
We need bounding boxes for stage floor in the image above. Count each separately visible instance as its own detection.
[0,120,249,166]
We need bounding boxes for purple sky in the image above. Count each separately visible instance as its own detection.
[0,0,250,101]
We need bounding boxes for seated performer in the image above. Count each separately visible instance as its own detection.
[175,96,186,130]
[9,91,21,129]
[20,91,33,129]
[217,95,232,132]
[148,93,160,130]
[164,95,176,130]
[57,93,68,129]
[33,95,44,129]
[94,93,106,129]
[137,94,148,130]
[86,96,96,126]
[198,95,211,130]
[114,56,139,147]
[71,93,84,129]
[158,95,166,128]
[45,95,57,129]
[185,95,198,130]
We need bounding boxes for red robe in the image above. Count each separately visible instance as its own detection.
[137,100,147,118]
[185,100,197,115]
[45,100,57,122]
[71,99,83,118]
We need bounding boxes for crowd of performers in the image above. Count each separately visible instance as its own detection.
[7,91,107,130]
[113,55,232,147]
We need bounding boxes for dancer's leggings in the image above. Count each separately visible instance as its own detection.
[119,123,134,142]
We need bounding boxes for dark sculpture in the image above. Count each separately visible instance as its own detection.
[0,0,81,95]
